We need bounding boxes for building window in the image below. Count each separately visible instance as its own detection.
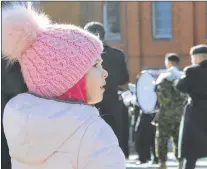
[103,1,121,41]
[152,1,172,39]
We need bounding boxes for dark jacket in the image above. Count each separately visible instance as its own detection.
[95,44,129,113]
[101,44,129,96]
[175,60,207,159]
[2,2,28,168]
[2,58,27,169]
[95,44,129,142]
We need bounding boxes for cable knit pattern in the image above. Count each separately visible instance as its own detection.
[19,24,103,97]
[2,4,103,98]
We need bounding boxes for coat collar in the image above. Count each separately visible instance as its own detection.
[28,92,91,106]
[200,60,207,68]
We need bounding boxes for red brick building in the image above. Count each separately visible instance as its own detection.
[37,1,207,82]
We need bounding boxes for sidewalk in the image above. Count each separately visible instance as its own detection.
[126,141,207,169]
[126,153,207,169]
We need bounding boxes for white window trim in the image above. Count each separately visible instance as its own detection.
[103,1,121,41]
[152,2,172,39]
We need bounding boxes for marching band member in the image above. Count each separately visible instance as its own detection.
[175,44,207,169]
[155,53,185,169]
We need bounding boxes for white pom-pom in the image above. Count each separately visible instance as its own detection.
[2,2,51,61]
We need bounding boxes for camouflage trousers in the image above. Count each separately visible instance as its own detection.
[156,117,182,162]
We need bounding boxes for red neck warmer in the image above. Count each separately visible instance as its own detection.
[58,76,87,102]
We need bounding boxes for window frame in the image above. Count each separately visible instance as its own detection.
[152,1,173,39]
[103,1,121,41]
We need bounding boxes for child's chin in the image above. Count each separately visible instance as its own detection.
[88,95,103,105]
[96,95,104,104]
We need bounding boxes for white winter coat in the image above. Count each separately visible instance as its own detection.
[3,93,126,169]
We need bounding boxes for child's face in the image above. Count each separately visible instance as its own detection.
[85,57,108,104]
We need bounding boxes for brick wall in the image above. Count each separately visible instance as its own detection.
[39,1,207,83]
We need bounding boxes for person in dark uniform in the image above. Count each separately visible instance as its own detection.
[134,72,158,164]
[135,110,158,164]
[84,22,130,157]
[175,44,207,169]
[1,3,28,169]
[2,57,28,169]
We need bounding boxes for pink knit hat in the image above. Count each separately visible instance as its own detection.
[2,3,103,98]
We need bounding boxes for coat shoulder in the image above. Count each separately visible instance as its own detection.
[184,65,199,73]
[105,45,125,56]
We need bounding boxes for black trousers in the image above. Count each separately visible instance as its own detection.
[135,113,157,162]
[182,158,197,169]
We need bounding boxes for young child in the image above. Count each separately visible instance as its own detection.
[2,3,126,169]
[176,44,207,169]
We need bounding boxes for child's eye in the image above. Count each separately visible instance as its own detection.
[93,63,101,68]
[93,63,98,67]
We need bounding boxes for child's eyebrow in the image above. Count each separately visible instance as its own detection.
[96,58,103,63]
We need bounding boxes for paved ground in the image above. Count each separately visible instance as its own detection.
[126,153,207,169]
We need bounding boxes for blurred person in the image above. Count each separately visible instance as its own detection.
[135,110,158,164]
[175,44,207,169]
[155,53,185,169]
[1,2,29,169]
[134,73,158,164]
[2,57,28,169]
[84,22,130,157]
[2,4,126,169]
